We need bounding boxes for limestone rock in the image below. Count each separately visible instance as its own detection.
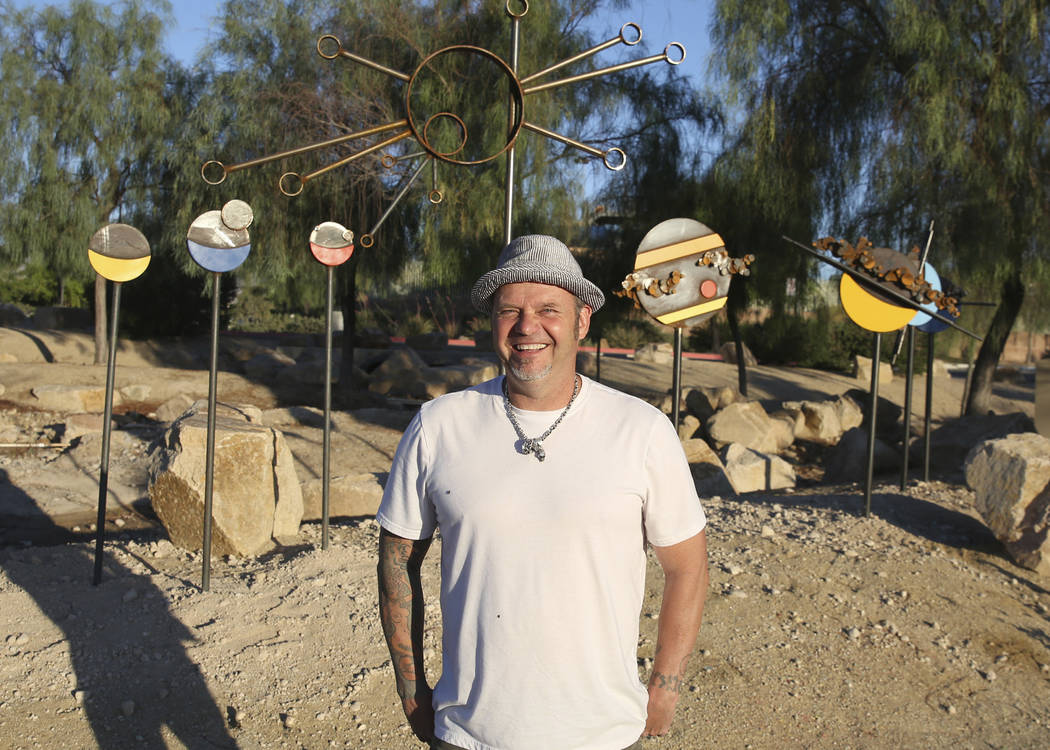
[242,349,297,380]
[62,413,113,440]
[707,401,793,453]
[823,427,900,483]
[964,432,1050,574]
[721,443,796,493]
[681,438,736,497]
[719,341,757,366]
[300,473,385,521]
[678,414,701,441]
[119,384,152,402]
[779,400,845,445]
[634,342,674,365]
[149,403,303,557]
[925,412,1037,475]
[844,388,903,439]
[153,393,195,424]
[685,386,738,421]
[368,348,498,400]
[853,355,894,385]
[31,384,118,413]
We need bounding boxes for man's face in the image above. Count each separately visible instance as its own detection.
[492,282,591,386]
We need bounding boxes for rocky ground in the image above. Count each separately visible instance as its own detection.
[1,329,1047,749]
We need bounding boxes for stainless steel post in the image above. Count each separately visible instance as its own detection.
[900,326,915,490]
[672,327,683,431]
[864,332,881,516]
[202,272,220,590]
[92,280,122,585]
[322,265,334,550]
[503,6,522,245]
[924,331,935,482]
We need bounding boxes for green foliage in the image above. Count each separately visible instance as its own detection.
[710,0,1050,412]
[0,263,87,308]
[598,316,671,350]
[741,307,872,372]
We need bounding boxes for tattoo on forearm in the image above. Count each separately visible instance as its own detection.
[650,670,683,694]
[378,531,431,698]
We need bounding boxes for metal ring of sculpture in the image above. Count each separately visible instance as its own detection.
[405,45,525,166]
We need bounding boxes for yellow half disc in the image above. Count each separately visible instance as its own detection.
[839,274,912,332]
[88,250,151,282]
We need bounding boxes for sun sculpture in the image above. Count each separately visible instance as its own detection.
[200,1,685,245]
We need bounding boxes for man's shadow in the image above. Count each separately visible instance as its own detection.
[0,469,236,748]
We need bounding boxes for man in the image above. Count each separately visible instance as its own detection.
[377,235,708,750]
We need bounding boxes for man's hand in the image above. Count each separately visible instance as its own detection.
[401,683,435,743]
[643,671,681,736]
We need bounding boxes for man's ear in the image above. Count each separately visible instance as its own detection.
[577,304,592,341]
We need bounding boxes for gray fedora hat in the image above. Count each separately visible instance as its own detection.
[470,235,605,313]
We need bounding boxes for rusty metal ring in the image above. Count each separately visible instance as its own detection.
[664,42,686,65]
[279,172,305,197]
[422,112,468,157]
[505,0,528,19]
[405,45,524,166]
[201,160,228,185]
[620,23,642,46]
[317,35,342,60]
[380,153,397,169]
[360,234,375,248]
[603,147,627,171]
[428,189,443,204]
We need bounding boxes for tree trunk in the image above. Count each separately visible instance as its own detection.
[964,271,1025,415]
[93,274,107,365]
[58,277,65,307]
[727,276,748,397]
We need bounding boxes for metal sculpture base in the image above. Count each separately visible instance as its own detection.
[864,332,881,517]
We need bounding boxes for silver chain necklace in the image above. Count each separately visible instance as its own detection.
[502,375,580,462]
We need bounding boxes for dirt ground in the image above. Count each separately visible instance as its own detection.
[1,330,1047,749]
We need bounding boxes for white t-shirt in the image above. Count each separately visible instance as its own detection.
[378,375,706,750]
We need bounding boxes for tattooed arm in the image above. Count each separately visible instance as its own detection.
[644,529,709,737]
[378,528,434,743]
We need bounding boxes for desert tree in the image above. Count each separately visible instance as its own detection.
[711,0,1050,414]
[0,0,181,362]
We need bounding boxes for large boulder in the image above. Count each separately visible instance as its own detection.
[706,401,793,453]
[721,443,796,493]
[300,472,385,521]
[853,355,893,385]
[964,432,1050,574]
[685,385,738,421]
[823,426,900,483]
[31,384,119,413]
[681,438,735,497]
[777,395,861,445]
[923,412,1037,476]
[719,341,757,366]
[633,342,674,365]
[844,388,903,439]
[367,348,498,400]
[149,402,303,557]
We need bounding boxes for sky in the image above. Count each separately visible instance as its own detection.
[13,1,715,85]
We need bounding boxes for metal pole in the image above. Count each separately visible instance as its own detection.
[900,326,915,491]
[864,332,881,517]
[672,327,683,431]
[322,265,334,550]
[595,336,602,384]
[924,331,935,482]
[502,7,521,245]
[202,272,221,591]
[92,280,122,586]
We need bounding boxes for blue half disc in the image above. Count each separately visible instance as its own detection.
[187,240,251,272]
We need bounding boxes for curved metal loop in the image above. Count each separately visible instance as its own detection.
[279,172,305,197]
[359,234,375,248]
[201,160,228,186]
[428,189,444,204]
[317,34,342,60]
[619,22,642,46]
[380,153,397,169]
[664,42,686,65]
[505,0,528,19]
[603,147,627,171]
[422,112,468,158]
